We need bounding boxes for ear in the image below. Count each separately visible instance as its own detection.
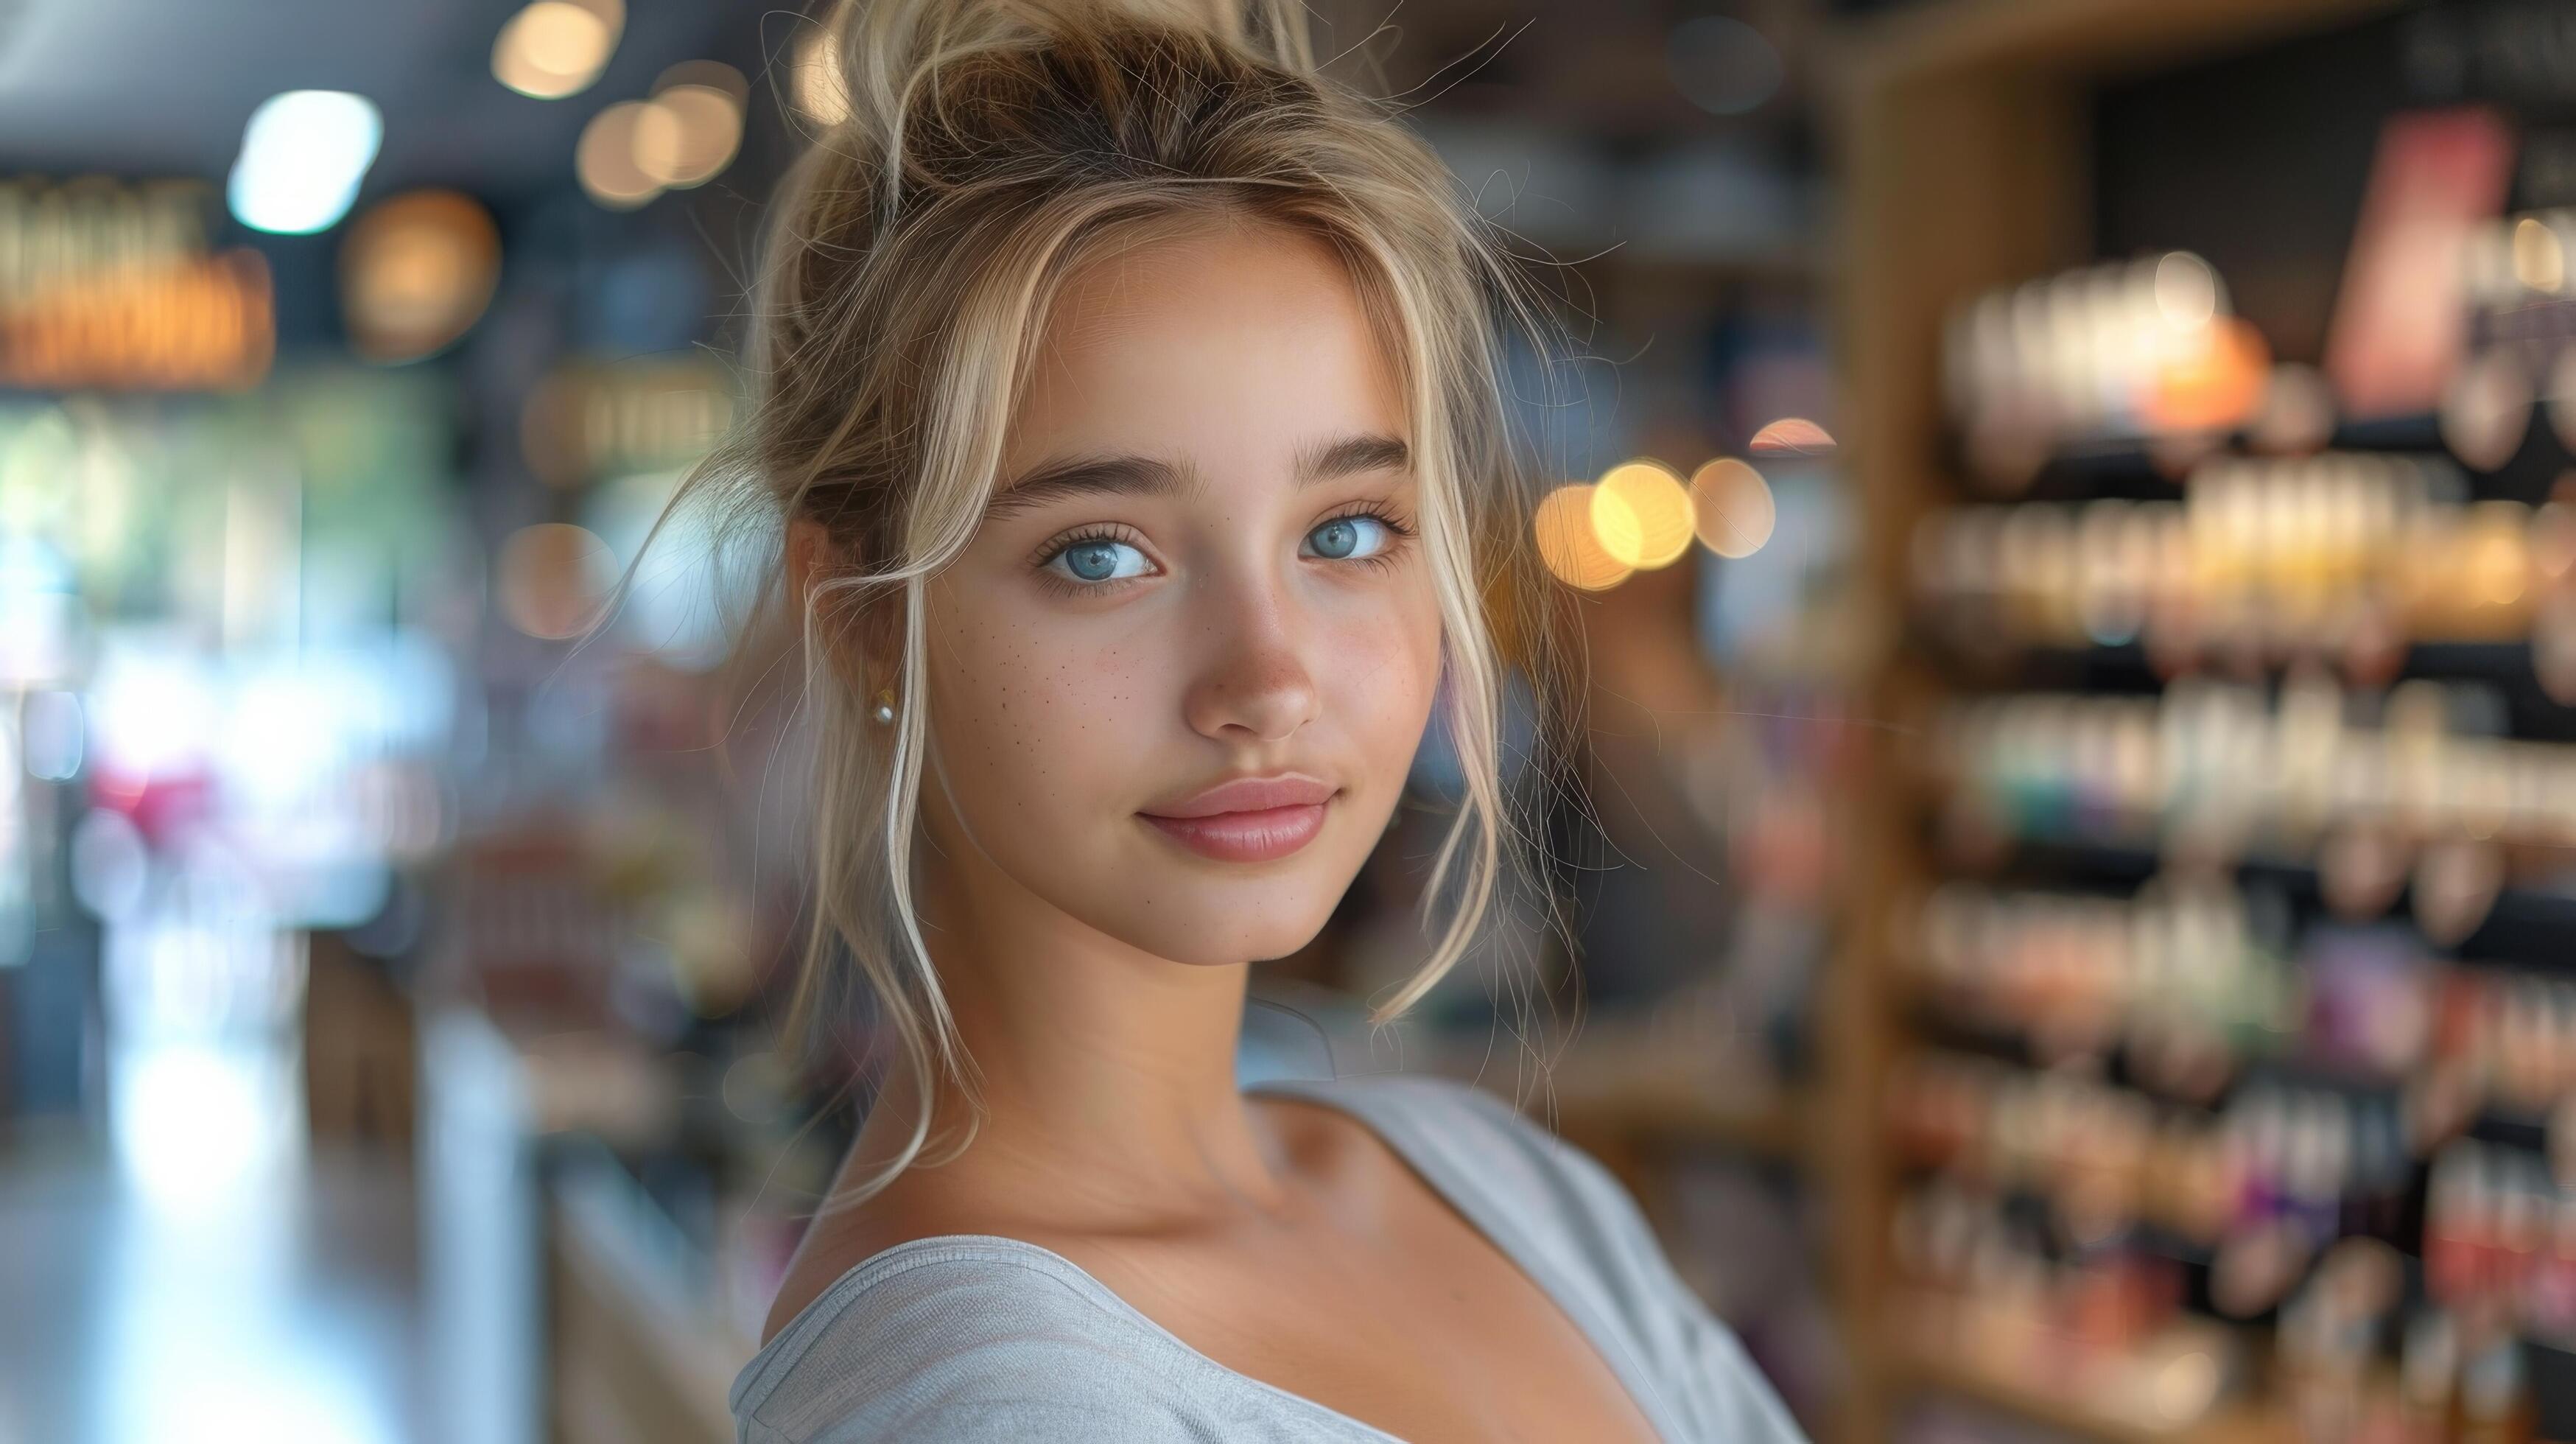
[785,516,899,687]
[785,516,833,611]
[785,516,857,672]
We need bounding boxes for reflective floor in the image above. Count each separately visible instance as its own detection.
[0,1031,421,1444]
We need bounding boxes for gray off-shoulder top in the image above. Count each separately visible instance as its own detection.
[729,1069,1811,1443]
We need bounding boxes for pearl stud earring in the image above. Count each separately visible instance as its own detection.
[872,689,896,726]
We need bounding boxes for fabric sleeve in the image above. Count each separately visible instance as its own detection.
[792,1392,1226,1444]
[1438,1080,1813,1444]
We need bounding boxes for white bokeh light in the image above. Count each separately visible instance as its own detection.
[228,91,382,235]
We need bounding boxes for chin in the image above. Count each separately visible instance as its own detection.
[1106,870,1350,967]
[1075,822,1371,967]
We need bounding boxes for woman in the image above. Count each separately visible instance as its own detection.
[705,0,1811,1438]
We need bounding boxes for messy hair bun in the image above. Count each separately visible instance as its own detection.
[686,0,1579,1205]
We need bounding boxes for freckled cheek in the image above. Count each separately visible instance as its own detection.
[936,611,1162,824]
[1318,602,1442,771]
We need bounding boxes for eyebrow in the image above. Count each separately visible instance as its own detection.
[983,432,1411,523]
[1295,432,1411,484]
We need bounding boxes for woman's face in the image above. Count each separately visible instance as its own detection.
[917,221,1442,967]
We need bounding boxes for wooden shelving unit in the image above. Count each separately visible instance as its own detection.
[546,1135,768,1444]
[1828,2,2405,1441]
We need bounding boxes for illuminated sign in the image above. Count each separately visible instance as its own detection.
[0,180,276,391]
[522,355,734,486]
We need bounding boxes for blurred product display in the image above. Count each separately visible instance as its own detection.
[1911,462,2568,673]
[1850,0,2576,1440]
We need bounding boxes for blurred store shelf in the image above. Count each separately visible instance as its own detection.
[1891,1341,2298,1444]
[422,1009,751,1444]
[551,1141,754,1444]
[1834,0,2547,1441]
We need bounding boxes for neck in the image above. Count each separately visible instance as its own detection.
[853,840,1295,1228]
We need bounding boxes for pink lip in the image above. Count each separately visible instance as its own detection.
[1139,774,1337,863]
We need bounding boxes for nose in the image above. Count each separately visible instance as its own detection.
[1181,569,1322,743]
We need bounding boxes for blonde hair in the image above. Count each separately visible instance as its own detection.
[671,0,1582,1207]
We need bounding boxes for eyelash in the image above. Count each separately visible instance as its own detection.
[1030,523,1148,599]
[1029,502,1418,597]
[1314,500,1418,573]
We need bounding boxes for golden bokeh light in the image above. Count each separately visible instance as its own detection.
[2152,1350,2219,1423]
[1749,416,1836,455]
[1534,483,1634,590]
[1590,460,1696,569]
[2466,514,2530,606]
[491,0,622,100]
[2152,250,2218,328]
[2515,216,2566,294]
[793,27,851,127]
[635,83,744,189]
[340,190,502,364]
[1689,458,1776,558]
[497,522,614,639]
[576,101,660,209]
[2143,315,2270,434]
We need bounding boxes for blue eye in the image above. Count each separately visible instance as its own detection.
[1305,515,1391,561]
[1046,537,1151,585]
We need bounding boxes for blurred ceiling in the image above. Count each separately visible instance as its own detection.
[1322,0,1820,136]
[0,0,777,196]
[0,0,1822,221]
